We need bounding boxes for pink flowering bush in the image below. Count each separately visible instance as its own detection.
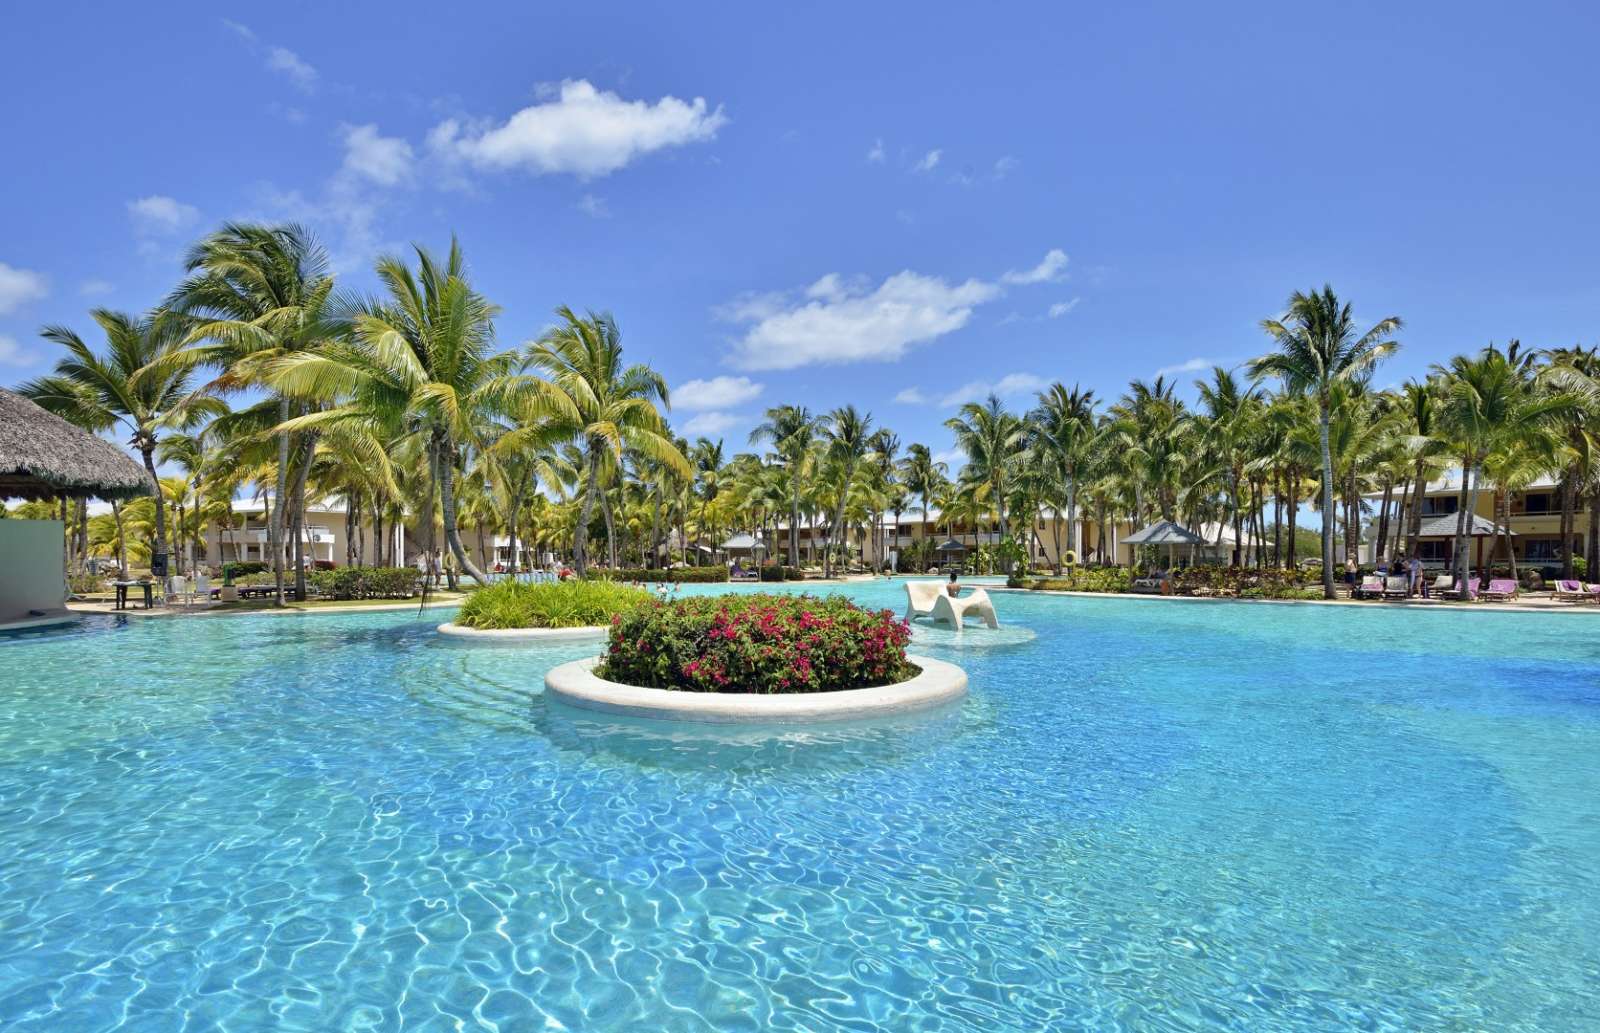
[597,593,916,694]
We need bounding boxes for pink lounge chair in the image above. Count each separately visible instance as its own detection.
[1551,580,1587,602]
[1483,578,1518,602]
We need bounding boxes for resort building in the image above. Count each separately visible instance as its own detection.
[198,498,412,570]
[1364,476,1586,569]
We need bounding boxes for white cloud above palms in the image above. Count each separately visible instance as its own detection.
[0,262,48,314]
[674,376,763,410]
[429,80,727,179]
[1002,248,1068,285]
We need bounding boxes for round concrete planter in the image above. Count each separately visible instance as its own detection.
[544,653,966,724]
[437,622,609,643]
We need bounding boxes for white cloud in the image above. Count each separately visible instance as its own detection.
[723,270,1001,371]
[682,411,740,436]
[894,387,929,405]
[1048,297,1081,318]
[576,193,611,218]
[430,79,726,179]
[0,333,36,366]
[912,149,942,173]
[937,372,1047,408]
[127,195,200,235]
[867,138,885,163]
[79,279,114,297]
[1153,357,1217,379]
[993,155,1019,178]
[340,124,414,186]
[0,263,48,314]
[1002,248,1068,285]
[932,447,965,469]
[674,375,763,410]
[267,46,318,93]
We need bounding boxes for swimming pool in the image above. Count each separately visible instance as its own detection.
[1,583,1596,1030]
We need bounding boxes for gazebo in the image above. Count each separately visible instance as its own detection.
[1121,519,1207,570]
[1411,512,1514,571]
[0,387,152,627]
[720,532,766,569]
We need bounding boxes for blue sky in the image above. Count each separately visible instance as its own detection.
[3,1,1598,469]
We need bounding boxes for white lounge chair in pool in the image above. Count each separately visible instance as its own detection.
[904,581,945,622]
[930,587,999,629]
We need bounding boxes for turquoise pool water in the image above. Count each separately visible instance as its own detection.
[2,583,1597,1031]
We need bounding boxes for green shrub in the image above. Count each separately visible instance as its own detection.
[599,593,915,694]
[588,566,728,584]
[225,561,270,578]
[307,566,422,600]
[456,578,651,629]
[68,573,107,594]
[757,564,805,582]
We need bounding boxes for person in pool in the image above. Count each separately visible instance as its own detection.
[947,572,963,597]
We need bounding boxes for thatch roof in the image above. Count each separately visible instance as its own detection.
[0,388,153,501]
[1414,512,1511,538]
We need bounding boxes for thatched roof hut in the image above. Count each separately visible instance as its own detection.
[0,388,153,501]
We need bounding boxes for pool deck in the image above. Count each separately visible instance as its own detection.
[989,585,1600,615]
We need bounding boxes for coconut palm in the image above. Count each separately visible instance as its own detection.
[945,395,1022,540]
[526,306,689,575]
[169,222,336,602]
[23,309,218,577]
[269,239,530,585]
[1249,286,1402,598]
[749,404,816,566]
[819,405,873,577]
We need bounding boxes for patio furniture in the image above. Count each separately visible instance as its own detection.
[112,580,154,610]
[1381,575,1412,600]
[1552,579,1587,602]
[904,581,944,622]
[930,587,999,629]
[1352,575,1385,600]
[1482,578,1519,602]
[1429,574,1454,597]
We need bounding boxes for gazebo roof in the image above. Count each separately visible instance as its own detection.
[1122,519,1207,546]
[721,532,765,550]
[0,388,152,501]
[933,538,967,552]
[1413,512,1512,538]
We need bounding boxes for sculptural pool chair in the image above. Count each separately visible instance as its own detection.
[904,580,945,622]
[1482,578,1519,602]
[930,587,1000,629]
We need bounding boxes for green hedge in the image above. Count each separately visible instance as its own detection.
[598,593,915,693]
[306,566,422,600]
[456,578,650,629]
[758,564,805,582]
[590,566,729,584]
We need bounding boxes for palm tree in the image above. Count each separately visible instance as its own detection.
[819,405,873,577]
[270,239,528,585]
[945,395,1022,540]
[526,306,689,576]
[1433,345,1576,596]
[900,442,947,570]
[1031,383,1096,570]
[749,404,816,566]
[169,222,335,603]
[1249,286,1402,598]
[23,309,218,577]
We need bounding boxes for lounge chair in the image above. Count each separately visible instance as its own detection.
[929,587,999,629]
[1381,575,1411,600]
[1552,579,1588,602]
[1428,574,1454,597]
[904,581,945,622]
[1482,578,1518,602]
[1130,575,1170,595]
[1353,575,1385,600]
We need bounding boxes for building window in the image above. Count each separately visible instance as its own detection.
[1523,539,1563,562]
[1421,497,1459,516]
[1522,492,1553,514]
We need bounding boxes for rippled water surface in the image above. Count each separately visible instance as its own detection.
[2,583,1598,1031]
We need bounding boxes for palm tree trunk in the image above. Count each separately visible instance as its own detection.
[1587,485,1600,579]
[270,403,291,605]
[291,434,314,600]
[574,449,601,576]
[1317,403,1336,598]
[139,445,169,579]
[1559,471,1577,579]
[436,437,488,585]
[1452,456,1475,596]
[111,501,127,576]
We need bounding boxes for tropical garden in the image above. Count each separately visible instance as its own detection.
[10,221,1600,605]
